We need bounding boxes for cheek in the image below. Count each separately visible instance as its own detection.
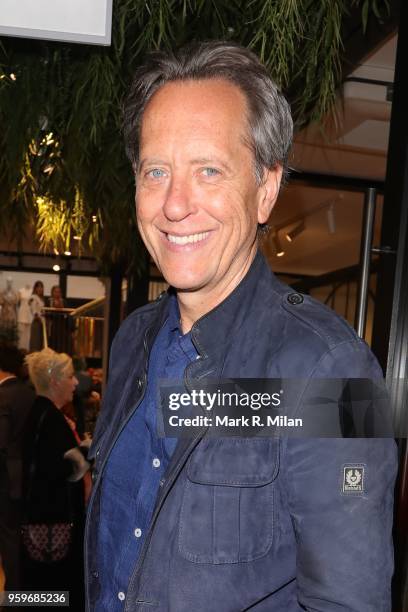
[211,191,257,233]
[136,194,159,230]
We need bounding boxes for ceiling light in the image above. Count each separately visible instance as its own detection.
[64,250,71,256]
[73,235,81,240]
[53,264,60,272]
[9,73,16,81]
[285,220,305,243]
[273,233,285,257]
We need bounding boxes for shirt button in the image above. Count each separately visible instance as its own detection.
[152,457,161,468]
[134,527,142,538]
[118,591,125,601]
[287,292,304,305]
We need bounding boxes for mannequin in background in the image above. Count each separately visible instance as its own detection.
[0,278,19,329]
[29,282,45,352]
[18,285,33,352]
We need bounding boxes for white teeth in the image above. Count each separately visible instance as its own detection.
[167,232,209,245]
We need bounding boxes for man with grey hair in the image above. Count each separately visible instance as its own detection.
[85,41,396,611]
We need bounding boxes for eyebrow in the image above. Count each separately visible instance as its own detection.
[138,156,233,174]
[138,158,167,171]
[190,157,232,172]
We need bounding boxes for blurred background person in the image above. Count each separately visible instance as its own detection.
[17,284,33,351]
[28,281,45,352]
[72,356,95,438]
[47,285,66,352]
[0,343,35,591]
[22,348,90,610]
[48,285,64,309]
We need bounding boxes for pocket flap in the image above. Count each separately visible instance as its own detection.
[187,438,279,486]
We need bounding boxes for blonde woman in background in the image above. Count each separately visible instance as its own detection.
[22,348,90,610]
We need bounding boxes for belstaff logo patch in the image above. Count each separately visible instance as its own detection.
[342,466,365,493]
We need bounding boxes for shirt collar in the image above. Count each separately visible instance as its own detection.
[0,375,17,386]
[167,292,182,334]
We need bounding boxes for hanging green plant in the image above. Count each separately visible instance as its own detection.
[0,0,391,275]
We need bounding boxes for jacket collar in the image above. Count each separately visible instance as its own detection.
[146,249,275,345]
[149,250,280,383]
[190,250,270,353]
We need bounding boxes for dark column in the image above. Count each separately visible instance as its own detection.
[369,4,408,609]
[126,250,150,316]
[59,269,67,299]
[388,147,408,612]
[371,1,405,370]
[106,263,123,362]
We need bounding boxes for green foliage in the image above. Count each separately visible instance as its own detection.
[0,0,390,274]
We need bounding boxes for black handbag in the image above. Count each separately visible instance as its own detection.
[21,522,73,563]
[21,406,73,564]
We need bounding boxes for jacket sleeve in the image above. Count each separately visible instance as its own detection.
[284,340,397,611]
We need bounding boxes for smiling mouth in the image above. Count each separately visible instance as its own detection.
[166,232,210,245]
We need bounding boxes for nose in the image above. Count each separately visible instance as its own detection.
[73,376,79,388]
[162,174,195,222]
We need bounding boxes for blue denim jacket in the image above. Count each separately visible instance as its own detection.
[85,251,397,611]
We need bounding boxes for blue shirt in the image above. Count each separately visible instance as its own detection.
[96,296,197,610]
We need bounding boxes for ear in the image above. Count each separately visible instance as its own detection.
[257,165,283,224]
[49,375,59,389]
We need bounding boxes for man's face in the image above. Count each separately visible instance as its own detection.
[136,79,281,302]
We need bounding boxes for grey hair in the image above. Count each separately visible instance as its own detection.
[25,348,72,395]
[123,41,293,184]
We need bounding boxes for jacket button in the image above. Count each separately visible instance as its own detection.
[287,292,304,305]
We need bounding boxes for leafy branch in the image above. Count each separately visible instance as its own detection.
[0,0,390,274]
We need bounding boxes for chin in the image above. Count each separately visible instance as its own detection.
[161,267,210,291]
[166,276,207,292]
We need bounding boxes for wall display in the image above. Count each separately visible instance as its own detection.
[0,0,112,45]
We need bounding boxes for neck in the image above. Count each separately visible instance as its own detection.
[42,391,63,409]
[177,246,257,334]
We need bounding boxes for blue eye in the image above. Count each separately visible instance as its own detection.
[202,167,220,177]
[148,168,166,179]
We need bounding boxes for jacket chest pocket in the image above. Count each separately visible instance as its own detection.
[178,438,279,565]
